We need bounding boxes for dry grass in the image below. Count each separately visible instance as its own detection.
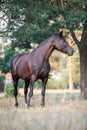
[0,90,87,130]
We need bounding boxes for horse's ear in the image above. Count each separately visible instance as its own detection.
[59,31,63,37]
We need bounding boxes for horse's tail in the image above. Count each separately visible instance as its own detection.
[11,58,15,74]
[10,55,18,74]
[11,54,23,75]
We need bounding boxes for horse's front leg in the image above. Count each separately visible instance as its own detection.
[24,80,29,107]
[27,75,36,107]
[41,78,48,106]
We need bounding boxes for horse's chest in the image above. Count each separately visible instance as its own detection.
[38,64,50,78]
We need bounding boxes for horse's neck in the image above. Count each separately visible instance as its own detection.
[35,40,54,62]
[43,44,54,61]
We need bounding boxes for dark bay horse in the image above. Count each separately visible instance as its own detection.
[11,31,74,107]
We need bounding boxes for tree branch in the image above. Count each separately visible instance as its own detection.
[81,20,87,43]
[70,30,80,47]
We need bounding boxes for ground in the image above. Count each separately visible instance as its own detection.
[0,89,87,130]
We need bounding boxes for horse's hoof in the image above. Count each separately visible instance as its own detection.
[41,103,45,107]
[27,105,30,109]
[41,105,46,108]
[15,102,18,107]
[26,104,30,109]
[24,103,27,108]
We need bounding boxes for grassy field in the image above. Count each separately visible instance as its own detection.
[0,89,87,130]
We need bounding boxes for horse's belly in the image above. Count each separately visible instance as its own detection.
[16,65,31,80]
[18,72,31,80]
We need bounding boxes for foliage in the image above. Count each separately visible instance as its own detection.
[0,0,87,49]
[0,44,15,73]
[4,82,14,97]
[0,74,5,82]
[18,79,25,88]
[4,79,25,97]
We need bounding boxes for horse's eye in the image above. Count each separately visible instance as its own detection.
[52,40,54,43]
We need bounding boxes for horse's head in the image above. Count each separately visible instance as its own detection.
[53,31,75,56]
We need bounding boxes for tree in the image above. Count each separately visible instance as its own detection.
[60,0,87,97]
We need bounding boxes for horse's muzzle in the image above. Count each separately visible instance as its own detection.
[68,49,75,56]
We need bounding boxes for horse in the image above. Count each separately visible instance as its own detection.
[11,31,74,107]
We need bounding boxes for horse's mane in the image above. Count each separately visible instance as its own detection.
[32,35,55,53]
[34,33,60,50]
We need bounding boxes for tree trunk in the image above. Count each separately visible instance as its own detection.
[79,20,87,98]
[79,46,87,98]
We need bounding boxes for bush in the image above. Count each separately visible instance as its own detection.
[18,79,25,88]
[5,82,14,97]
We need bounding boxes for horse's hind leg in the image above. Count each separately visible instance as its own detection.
[24,80,29,107]
[13,76,19,107]
[41,78,48,106]
[27,75,36,107]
